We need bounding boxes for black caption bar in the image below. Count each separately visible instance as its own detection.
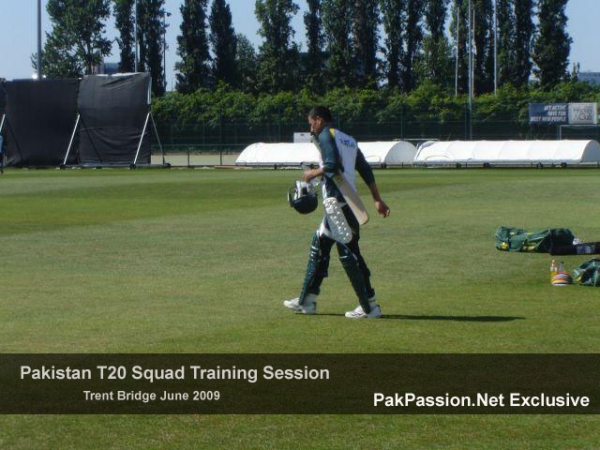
[1,354,599,414]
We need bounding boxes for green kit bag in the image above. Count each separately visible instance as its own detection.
[495,226,575,253]
[573,259,600,286]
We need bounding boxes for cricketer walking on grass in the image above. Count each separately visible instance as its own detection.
[284,106,391,319]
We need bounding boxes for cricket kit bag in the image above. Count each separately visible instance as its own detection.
[573,259,600,287]
[495,226,575,253]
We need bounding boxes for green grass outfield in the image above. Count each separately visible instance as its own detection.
[1,167,599,449]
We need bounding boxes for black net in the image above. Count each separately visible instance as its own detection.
[5,79,79,167]
[77,73,151,165]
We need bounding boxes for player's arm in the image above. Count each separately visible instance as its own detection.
[303,166,324,182]
[356,149,390,218]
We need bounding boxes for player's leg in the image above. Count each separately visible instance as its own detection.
[284,229,335,314]
[338,241,381,318]
[347,238,375,299]
[337,208,381,318]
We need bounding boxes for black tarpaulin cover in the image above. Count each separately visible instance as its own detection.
[0,81,5,157]
[0,80,6,117]
[5,79,79,167]
[78,73,151,164]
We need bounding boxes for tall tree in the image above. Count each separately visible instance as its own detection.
[380,0,406,90]
[450,0,470,94]
[512,0,535,88]
[402,0,424,92]
[472,0,494,94]
[353,0,380,88]
[236,34,258,93]
[322,0,355,88]
[424,0,446,43]
[421,0,453,88]
[114,0,135,73]
[137,0,167,95]
[146,0,167,94]
[175,0,211,93]
[40,0,112,77]
[35,36,81,78]
[209,0,238,87]
[495,0,515,86]
[533,0,571,90]
[255,0,300,93]
[303,0,325,92]
[136,0,148,73]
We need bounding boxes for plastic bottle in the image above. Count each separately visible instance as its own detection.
[550,259,558,282]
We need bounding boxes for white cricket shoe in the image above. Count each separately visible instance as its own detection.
[283,294,317,315]
[345,299,382,319]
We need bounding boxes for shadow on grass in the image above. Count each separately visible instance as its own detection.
[316,314,525,322]
[383,315,525,322]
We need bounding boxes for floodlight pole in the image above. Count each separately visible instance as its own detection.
[494,0,498,94]
[454,3,459,97]
[37,0,42,79]
[163,13,166,90]
[163,12,169,91]
[134,0,138,72]
[468,0,474,140]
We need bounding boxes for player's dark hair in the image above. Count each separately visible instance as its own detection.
[308,106,333,123]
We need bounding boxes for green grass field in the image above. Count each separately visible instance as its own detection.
[1,167,599,449]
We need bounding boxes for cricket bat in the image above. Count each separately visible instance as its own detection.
[550,242,600,256]
[332,172,369,225]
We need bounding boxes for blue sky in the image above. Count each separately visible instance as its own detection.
[1,0,598,90]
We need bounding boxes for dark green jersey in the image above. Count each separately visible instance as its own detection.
[317,125,375,199]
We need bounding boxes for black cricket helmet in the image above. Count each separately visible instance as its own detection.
[288,181,318,214]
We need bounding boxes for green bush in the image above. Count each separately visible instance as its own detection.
[152,81,600,134]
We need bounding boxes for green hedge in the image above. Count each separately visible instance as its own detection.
[153,81,600,128]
